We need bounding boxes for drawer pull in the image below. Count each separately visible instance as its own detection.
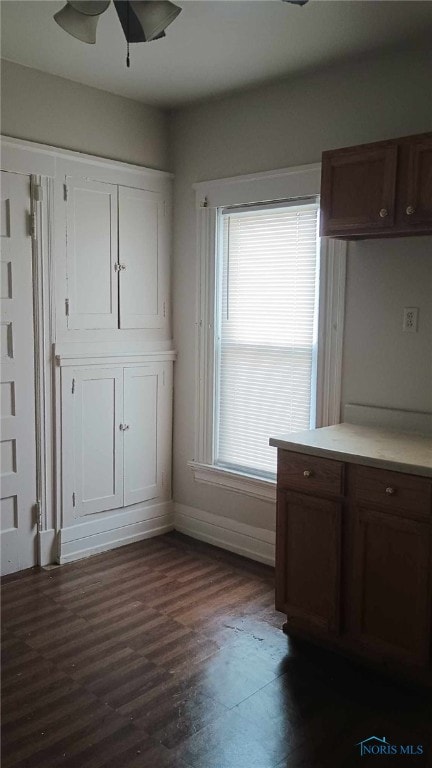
[385,486,396,495]
[303,470,313,478]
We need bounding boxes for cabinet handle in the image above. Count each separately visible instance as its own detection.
[385,486,396,495]
[303,470,313,478]
[406,205,415,215]
[119,423,130,431]
[114,263,127,272]
[379,208,388,218]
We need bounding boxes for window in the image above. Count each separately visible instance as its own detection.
[191,164,346,501]
[215,201,319,479]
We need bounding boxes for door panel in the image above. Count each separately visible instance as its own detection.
[403,137,432,226]
[351,507,431,666]
[119,186,165,329]
[123,365,161,506]
[0,171,37,575]
[65,178,118,330]
[276,490,342,634]
[72,368,123,517]
[321,144,397,235]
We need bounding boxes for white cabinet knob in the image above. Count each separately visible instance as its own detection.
[303,470,313,478]
[385,486,395,495]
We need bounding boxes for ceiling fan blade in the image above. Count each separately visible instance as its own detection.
[54,1,110,44]
[114,0,181,43]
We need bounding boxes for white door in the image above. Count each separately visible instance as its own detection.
[65,177,118,330]
[123,365,163,506]
[64,367,124,517]
[118,186,166,330]
[0,172,37,575]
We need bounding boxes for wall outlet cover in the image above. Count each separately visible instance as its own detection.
[402,307,419,333]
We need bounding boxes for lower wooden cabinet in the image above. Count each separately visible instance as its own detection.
[276,490,342,635]
[350,507,431,667]
[275,449,432,682]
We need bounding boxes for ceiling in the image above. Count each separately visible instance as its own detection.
[1,1,432,108]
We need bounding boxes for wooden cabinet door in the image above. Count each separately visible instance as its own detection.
[65,178,118,330]
[351,507,431,667]
[320,143,398,236]
[63,367,124,518]
[276,490,342,634]
[123,364,168,507]
[118,186,167,330]
[401,136,432,226]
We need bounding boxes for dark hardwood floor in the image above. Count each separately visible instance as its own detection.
[2,532,431,768]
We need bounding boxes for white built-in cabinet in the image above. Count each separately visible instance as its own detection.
[61,362,172,525]
[0,136,174,568]
[63,176,168,334]
[53,152,174,563]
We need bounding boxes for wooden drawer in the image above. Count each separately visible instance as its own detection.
[353,465,432,519]
[278,450,344,497]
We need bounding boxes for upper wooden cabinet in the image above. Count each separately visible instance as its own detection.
[320,132,432,239]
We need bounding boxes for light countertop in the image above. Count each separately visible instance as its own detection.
[269,423,432,478]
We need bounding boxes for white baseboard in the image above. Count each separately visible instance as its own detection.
[174,503,275,566]
[58,502,174,564]
[38,529,58,566]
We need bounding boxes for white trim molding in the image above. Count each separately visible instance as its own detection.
[58,501,174,564]
[316,238,347,427]
[191,163,347,498]
[1,135,173,181]
[174,503,275,566]
[188,462,276,502]
[55,350,177,367]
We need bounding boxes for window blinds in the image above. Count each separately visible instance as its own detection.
[215,201,319,478]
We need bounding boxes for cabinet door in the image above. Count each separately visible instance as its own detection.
[276,490,342,634]
[65,178,118,330]
[66,368,124,517]
[402,136,432,226]
[320,144,398,236]
[123,365,168,506]
[351,507,431,667]
[118,186,167,330]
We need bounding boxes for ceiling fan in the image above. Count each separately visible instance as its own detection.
[54,0,309,67]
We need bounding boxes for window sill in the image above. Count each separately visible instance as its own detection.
[188,461,276,502]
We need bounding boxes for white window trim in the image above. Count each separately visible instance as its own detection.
[190,163,347,500]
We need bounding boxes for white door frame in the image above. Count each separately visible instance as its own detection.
[1,160,56,569]
[30,174,56,566]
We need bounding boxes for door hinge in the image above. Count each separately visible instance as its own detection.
[30,210,37,240]
[71,378,75,394]
[32,183,44,203]
[72,492,76,508]
[63,183,68,201]
[33,500,42,530]
[65,298,70,316]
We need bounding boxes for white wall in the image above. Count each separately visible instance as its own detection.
[170,49,432,531]
[1,60,170,170]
